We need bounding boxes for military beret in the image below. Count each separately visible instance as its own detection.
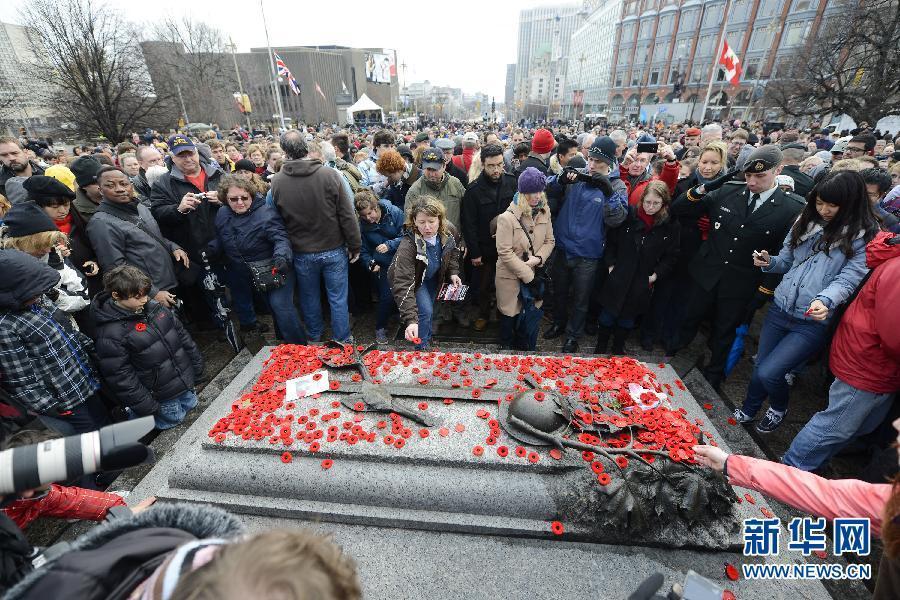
[414,132,430,143]
[23,175,76,201]
[742,144,783,174]
[781,142,807,151]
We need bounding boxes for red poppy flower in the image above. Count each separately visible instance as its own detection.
[281,452,293,463]
[394,438,406,448]
[321,459,333,470]
[309,442,320,452]
[213,433,226,443]
[582,451,595,462]
[476,409,489,419]
[727,417,737,426]
[418,401,429,410]
[533,391,545,402]
[313,373,323,381]
[597,473,612,485]
[744,493,756,505]
[384,435,395,445]
[724,563,739,581]
[419,428,429,438]
[527,452,540,463]
[331,401,341,408]
[590,461,604,474]
[135,323,147,332]
[813,550,827,559]
[515,446,527,457]
[472,445,484,456]
[376,421,387,429]
[417,377,430,385]
[353,402,365,411]
[550,520,564,535]
[329,381,341,391]
[549,448,562,460]
[412,337,422,345]
[615,456,629,468]
[351,373,362,382]
[439,427,450,437]
[722,592,736,600]
[497,445,509,457]
[443,398,454,405]
[760,507,774,518]
[703,403,713,410]
[471,388,482,399]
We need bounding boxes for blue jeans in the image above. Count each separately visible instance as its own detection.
[598,307,635,329]
[375,269,397,330]
[783,377,895,471]
[293,248,351,342]
[551,255,600,339]
[155,389,199,430]
[741,305,829,416]
[415,277,438,349]
[226,261,306,344]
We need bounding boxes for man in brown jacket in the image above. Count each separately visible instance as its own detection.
[271,130,361,343]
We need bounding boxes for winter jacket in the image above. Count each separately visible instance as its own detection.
[781,164,815,199]
[43,252,90,315]
[830,232,900,393]
[621,160,679,206]
[208,195,292,265]
[149,162,223,261]
[92,294,203,415]
[495,198,555,317]
[332,157,363,194]
[461,172,518,261]
[763,223,872,322]
[358,152,386,190]
[271,158,361,255]
[359,200,405,268]
[546,166,628,260]
[725,454,900,600]
[451,147,476,174]
[0,161,43,198]
[388,226,461,326]
[87,200,180,297]
[515,153,550,178]
[55,205,101,297]
[132,169,151,202]
[0,250,99,416]
[3,503,244,600]
[405,173,466,231]
[600,207,680,319]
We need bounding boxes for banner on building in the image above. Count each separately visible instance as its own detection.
[718,40,743,87]
[365,52,395,84]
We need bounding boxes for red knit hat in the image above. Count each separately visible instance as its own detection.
[531,128,555,154]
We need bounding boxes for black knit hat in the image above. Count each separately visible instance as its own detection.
[23,175,76,204]
[2,201,58,237]
[70,155,103,187]
[234,158,256,173]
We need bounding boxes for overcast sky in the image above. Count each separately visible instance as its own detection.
[1,0,564,100]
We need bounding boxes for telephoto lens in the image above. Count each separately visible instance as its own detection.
[0,417,156,496]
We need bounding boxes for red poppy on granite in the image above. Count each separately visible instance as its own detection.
[313,373,323,381]
[309,442,320,452]
[281,452,292,463]
[597,473,612,485]
[515,446,527,458]
[549,448,563,460]
[744,493,756,505]
[472,445,484,456]
[412,337,422,345]
[439,427,449,437]
[615,456,629,468]
[135,323,147,332]
[533,391,545,402]
[760,507,774,518]
[497,445,509,457]
[703,403,713,410]
[394,438,406,448]
[527,452,540,463]
[351,373,362,382]
[213,433,226,443]
[417,377,429,385]
[384,435,395,445]
[582,451,595,462]
[329,381,341,391]
[471,388,482,399]
[722,591,736,600]
[813,550,827,559]
[418,401,429,410]
[321,459,333,470]
[443,398,453,405]
[455,423,465,433]
[419,428,429,438]
[551,521,564,535]
[727,417,737,426]
[590,461,605,474]
[353,402,365,411]
[476,409,489,419]
[724,563,739,581]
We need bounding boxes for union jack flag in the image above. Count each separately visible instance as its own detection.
[273,51,300,95]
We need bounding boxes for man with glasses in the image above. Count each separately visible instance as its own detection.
[845,134,877,158]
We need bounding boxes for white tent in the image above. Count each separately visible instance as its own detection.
[346,94,384,124]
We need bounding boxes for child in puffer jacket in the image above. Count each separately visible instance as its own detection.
[91,265,204,429]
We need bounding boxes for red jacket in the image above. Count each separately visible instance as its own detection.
[452,147,476,174]
[622,160,679,206]
[831,231,900,393]
[2,483,126,529]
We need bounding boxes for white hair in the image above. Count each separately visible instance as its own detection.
[609,130,626,145]
[320,141,337,162]
[145,165,169,188]
[581,133,596,148]
[701,123,723,136]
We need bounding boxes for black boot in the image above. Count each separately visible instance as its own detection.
[561,338,579,353]
[593,326,612,354]
[610,327,629,355]
[544,323,566,339]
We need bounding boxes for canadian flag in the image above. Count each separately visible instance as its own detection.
[718,39,743,87]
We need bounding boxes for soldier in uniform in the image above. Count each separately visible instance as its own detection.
[666,145,805,390]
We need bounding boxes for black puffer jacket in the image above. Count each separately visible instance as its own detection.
[3,503,244,600]
[149,162,223,261]
[91,293,203,415]
[461,171,518,261]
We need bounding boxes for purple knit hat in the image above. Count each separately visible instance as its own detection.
[518,167,547,194]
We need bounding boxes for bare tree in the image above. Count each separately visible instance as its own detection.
[767,0,900,125]
[23,0,167,142]
[146,17,237,127]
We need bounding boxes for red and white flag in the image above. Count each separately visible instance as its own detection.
[718,40,742,87]
[315,82,326,100]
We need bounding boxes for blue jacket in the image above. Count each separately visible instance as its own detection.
[764,223,871,322]
[360,200,405,267]
[547,166,628,260]
[209,195,293,264]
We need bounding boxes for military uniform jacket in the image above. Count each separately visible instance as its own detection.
[672,181,804,299]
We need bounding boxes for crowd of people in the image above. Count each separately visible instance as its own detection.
[1,117,899,597]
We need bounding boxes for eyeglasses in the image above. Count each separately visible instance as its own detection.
[844,146,866,155]
[227,195,251,203]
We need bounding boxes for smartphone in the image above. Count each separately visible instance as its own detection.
[636,142,659,154]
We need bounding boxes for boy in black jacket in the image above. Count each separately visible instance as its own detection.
[91,266,204,429]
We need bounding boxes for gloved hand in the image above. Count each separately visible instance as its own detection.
[588,172,614,196]
[273,257,289,273]
[697,215,711,240]
[560,166,579,185]
[703,168,740,193]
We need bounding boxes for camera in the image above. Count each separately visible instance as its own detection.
[0,418,155,497]
[368,260,378,272]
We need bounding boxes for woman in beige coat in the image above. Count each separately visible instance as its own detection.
[495,167,555,349]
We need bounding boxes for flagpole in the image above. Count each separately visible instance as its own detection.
[700,0,733,123]
[259,0,286,131]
